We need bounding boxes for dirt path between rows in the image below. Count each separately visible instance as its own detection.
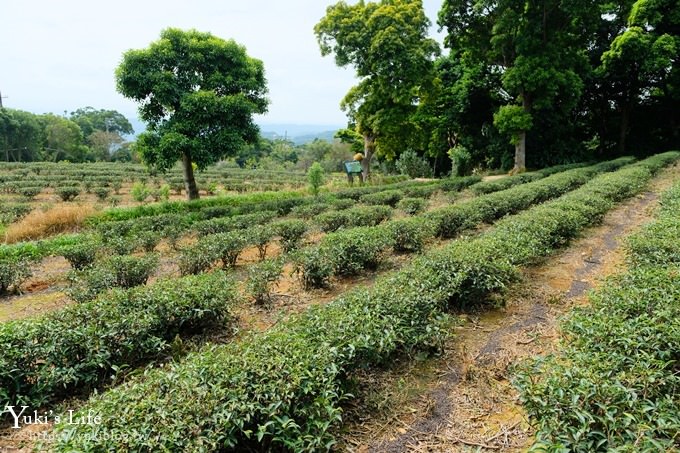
[342,163,680,452]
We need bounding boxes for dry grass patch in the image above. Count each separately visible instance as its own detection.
[3,204,96,243]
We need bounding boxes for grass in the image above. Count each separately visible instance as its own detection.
[3,204,96,243]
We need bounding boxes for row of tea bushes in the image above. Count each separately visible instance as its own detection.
[48,153,679,451]
[424,157,635,238]
[468,161,591,195]
[516,174,680,451]
[0,271,238,410]
[293,157,642,288]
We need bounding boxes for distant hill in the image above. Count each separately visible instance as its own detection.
[125,119,342,145]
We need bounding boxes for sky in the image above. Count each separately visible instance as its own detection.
[1,0,445,130]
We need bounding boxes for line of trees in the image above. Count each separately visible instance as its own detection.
[0,107,135,162]
[317,0,679,177]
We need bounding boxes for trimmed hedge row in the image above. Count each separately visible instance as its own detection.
[316,205,392,232]
[424,157,635,238]
[49,152,679,451]
[468,162,589,195]
[516,172,680,452]
[0,271,238,410]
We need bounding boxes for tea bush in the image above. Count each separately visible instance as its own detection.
[0,256,33,295]
[59,236,101,269]
[247,257,285,306]
[360,189,403,207]
[274,219,308,253]
[292,246,334,289]
[397,197,427,215]
[56,186,80,202]
[47,153,680,451]
[0,272,237,409]
[515,175,680,452]
[321,226,393,276]
[385,218,436,253]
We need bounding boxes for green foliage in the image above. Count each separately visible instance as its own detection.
[203,232,249,269]
[194,211,276,237]
[18,186,41,199]
[131,181,150,203]
[292,246,334,289]
[55,186,80,202]
[307,162,325,197]
[0,272,236,409]
[439,175,482,192]
[247,257,284,306]
[385,218,435,253]
[274,219,308,253]
[397,197,427,215]
[178,242,216,276]
[93,186,110,201]
[249,224,275,261]
[0,257,33,295]
[448,145,473,177]
[493,105,534,145]
[516,176,680,452]
[116,28,268,200]
[321,226,393,276]
[59,236,101,270]
[360,189,403,207]
[66,254,158,303]
[395,149,433,178]
[47,153,678,452]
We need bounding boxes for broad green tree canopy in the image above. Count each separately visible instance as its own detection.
[115,27,268,199]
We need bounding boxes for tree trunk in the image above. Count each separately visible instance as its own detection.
[513,131,526,174]
[182,151,200,200]
[512,93,531,174]
[618,104,630,155]
[361,133,375,183]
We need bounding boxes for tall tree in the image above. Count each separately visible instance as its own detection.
[70,107,134,137]
[440,0,599,172]
[315,0,439,181]
[115,28,268,199]
[598,0,678,153]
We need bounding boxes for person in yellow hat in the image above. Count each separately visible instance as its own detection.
[353,152,364,162]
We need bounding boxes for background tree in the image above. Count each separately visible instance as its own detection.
[316,0,439,182]
[70,107,134,137]
[39,114,87,162]
[115,28,268,199]
[0,109,43,161]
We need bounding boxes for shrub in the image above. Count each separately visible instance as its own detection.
[292,246,334,289]
[308,162,325,197]
[316,210,350,232]
[203,232,249,269]
[396,149,433,178]
[397,197,427,215]
[439,175,482,192]
[0,203,32,224]
[247,257,285,306]
[386,218,435,253]
[448,145,473,176]
[55,186,81,202]
[178,242,217,276]
[249,224,275,261]
[23,153,680,452]
[93,186,110,201]
[18,186,41,199]
[291,203,331,219]
[111,180,122,194]
[151,184,171,202]
[131,182,150,203]
[402,185,438,199]
[321,226,393,276]
[360,189,403,207]
[0,257,33,295]
[0,272,237,409]
[274,219,307,253]
[59,236,101,270]
[66,254,159,302]
[194,211,277,237]
[105,235,138,255]
[349,205,392,227]
[136,231,161,252]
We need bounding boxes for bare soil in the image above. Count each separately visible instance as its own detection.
[339,163,680,452]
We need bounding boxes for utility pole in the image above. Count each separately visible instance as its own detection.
[0,90,7,108]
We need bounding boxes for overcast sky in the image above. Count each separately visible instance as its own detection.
[1,0,445,128]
